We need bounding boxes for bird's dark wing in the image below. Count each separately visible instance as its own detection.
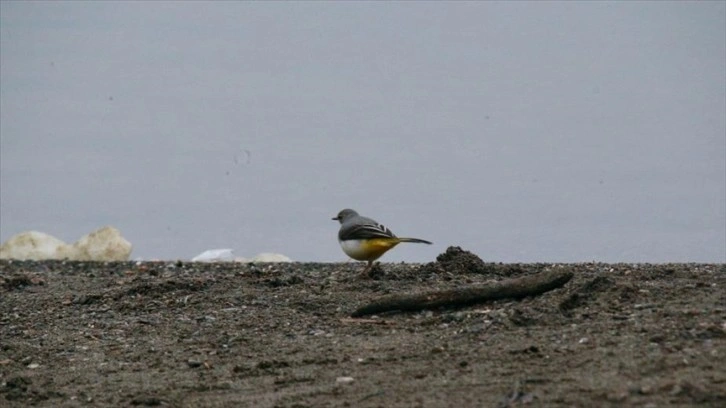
[339,217,397,241]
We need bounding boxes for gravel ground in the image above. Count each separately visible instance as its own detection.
[1,249,725,407]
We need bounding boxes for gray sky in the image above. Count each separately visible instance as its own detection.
[1,1,724,263]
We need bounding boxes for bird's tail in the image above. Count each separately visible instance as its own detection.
[398,237,433,245]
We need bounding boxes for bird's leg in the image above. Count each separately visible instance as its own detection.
[361,260,373,277]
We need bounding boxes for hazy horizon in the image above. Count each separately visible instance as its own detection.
[1,1,724,262]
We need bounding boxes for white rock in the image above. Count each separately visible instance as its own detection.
[72,226,132,261]
[0,231,76,260]
[192,249,236,262]
[0,226,132,261]
[336,376,354,384]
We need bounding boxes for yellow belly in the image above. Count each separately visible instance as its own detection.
[339,238,400,261]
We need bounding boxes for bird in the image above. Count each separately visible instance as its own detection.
[332,208,432,276]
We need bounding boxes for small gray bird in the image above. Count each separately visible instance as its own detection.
[332,208,432,276]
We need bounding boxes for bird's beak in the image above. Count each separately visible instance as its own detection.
[331,216,339,221]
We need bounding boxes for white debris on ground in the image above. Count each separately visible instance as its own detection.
[248,252,293,263]
[191,249,236,262]
[0,229,291,263]
[0,226,132,261]
[191,249,292,263]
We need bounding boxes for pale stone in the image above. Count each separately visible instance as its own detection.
[0,231,76,260]
[72,226,132,261]
[0,226,132,261]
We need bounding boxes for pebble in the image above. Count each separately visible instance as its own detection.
[336,376,354,384]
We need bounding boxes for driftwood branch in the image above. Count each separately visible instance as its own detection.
[351,269,573,317]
